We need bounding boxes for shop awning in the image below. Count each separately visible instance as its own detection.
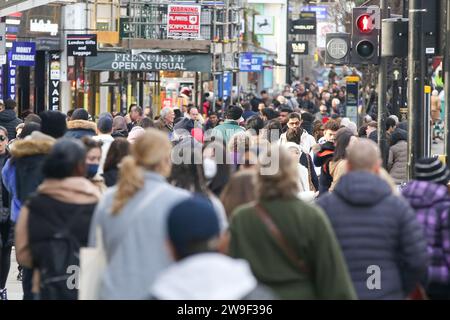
[86,52,212,73]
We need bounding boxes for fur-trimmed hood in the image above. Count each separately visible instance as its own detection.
[10,131,56,158]
[67,119,97,132]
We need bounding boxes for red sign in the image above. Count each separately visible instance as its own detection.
[167,5,201,39]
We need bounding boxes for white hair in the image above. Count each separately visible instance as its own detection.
[332,98,341,106]
[160,107,173,119]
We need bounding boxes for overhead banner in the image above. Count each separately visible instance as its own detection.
[67,34,97,57]
[167,5,201,39]
[86,52,212,72]
[11,41,35,66]
[290,11,317,35]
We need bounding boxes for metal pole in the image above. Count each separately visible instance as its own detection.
[286,0,290,84]
[378,0,389,169]
[407,1,426,179]
[444,0,450,163]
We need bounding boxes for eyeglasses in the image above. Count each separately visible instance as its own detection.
[0,136,6,142]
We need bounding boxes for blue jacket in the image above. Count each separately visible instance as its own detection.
[317,171,428,300]
[2,159,21,222]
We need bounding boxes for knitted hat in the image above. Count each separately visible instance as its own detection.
[71,108,89,121]
[415,157,450,185]
[39,110,67,139]
[168,196,219,258]
[97,113,113,134]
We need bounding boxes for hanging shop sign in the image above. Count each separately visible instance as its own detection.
[35,37,61,51]
[11,41,35,66]
[290,11,317,35]
[48,52,60,111]
[67,34,97,57]
[167,4,201,39]
[288,41,309,55]
[7,52,16,100]
[239,53,263,72]
[86,52,212,72]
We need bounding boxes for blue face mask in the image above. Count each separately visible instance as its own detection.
[87,164,99,178]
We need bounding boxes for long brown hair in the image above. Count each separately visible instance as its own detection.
[220,169,257,218]
[111,129,172,214]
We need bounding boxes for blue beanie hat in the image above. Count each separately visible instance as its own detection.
[97,113,113,133]
[168,196,220,258]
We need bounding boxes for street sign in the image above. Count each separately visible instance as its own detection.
[289,12,317,35]
[167,5,201,39]
[239,53,263,72]
[346,76,360,125]
[11,41,35,66]
[288,41,309,55]
[48,52,60,111]
[67,34,97,57]
[7,51,16,100]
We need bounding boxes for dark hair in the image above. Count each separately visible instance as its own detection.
[263,119,282,143]
[39,110,67,138]
[169,145,208,195]
[333,128,355,161]
[134,106,143,116]
[288,112,302,121]
[245,115,264,135]
[324,119,340,132]
[187,105,198,114]
[128,103,137,113]
[386,117,396,130]
[137,117,154,129]
[5,99,16,110]
[279,106,292,114]
[261,108,279,120]
[81,136,103,153]
[203,140,232,196]
[260,90,267,95]
[301,112,314,122]
[66,109,75,119]
[42,139,86,179]
[286,128,301,144]
[18,122,41,139]
[24,114,42,124]
[20,110,33,119]
[104,138,130,172]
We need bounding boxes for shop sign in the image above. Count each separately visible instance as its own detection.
[67,34,97,57]
[86,52,212,72]
[35,37,61,51]
[30,19,58,36]
[239,53,263,72]
[11,41,35,66]
[290,12,317,35]
[7,51,16,100]
[288,41,309,55]
[48,52,60,111]
[167,5,201,39]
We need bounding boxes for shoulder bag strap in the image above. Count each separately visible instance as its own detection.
[254,203,309,274]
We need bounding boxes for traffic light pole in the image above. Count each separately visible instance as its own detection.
[445,0,450,164]
[407,0,426,179]
[377,0,388,169]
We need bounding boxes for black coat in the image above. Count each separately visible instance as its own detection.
[0,110,22,140]
[317,172,428,300]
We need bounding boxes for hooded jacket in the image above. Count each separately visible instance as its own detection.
[402,181,450,295]
[388,128,408,184]
[151,253,275,300]
[64,120,97,139]
[0,109,22,140]
[317,172,428,300]
[313,141,335,195]
[2,132,56,222]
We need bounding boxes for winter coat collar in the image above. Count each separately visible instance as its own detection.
[67,119,97,132]
[38,177,101,204]
[10,131,56,158]
[334,171,391,206]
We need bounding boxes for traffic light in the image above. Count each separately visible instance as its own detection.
[351,7,380,65]
[325,33,350,65]
[381,18,408,58]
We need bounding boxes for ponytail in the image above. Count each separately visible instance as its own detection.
[111,155,144,215]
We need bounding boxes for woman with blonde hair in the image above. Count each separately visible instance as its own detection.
[88,128,190,300]
[228,144,356,300]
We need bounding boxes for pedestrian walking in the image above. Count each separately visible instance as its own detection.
[93,113,114,175]
[0,99,22,140]
[15,139,101,299]
[387,128,408,185]
[220,169,256,219]
[317,138,428,299]
[102,138,130,187]
[65,108,97,139]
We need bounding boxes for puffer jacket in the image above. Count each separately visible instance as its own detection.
[388,128,407,184]
[402,181,450,296]
[0,109,22,140]
[64,120,96,139]
[317,171,428,300]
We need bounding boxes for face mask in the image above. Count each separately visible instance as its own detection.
[203,158,217,180]
[87,164,99,179]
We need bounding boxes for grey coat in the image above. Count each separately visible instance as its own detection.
[388,129,408,184]
[88,171,190,299]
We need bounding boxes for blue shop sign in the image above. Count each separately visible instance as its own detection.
[11,42,36,67]
[240,53,263,72]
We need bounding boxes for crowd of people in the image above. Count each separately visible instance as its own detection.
[0,77,448,301]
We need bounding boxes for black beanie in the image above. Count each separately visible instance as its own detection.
[39,111,67,139]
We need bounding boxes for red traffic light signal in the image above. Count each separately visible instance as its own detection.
[357,14,373,33]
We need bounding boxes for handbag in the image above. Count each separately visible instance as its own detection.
[254,203,309,274]
[78,227,106,300]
